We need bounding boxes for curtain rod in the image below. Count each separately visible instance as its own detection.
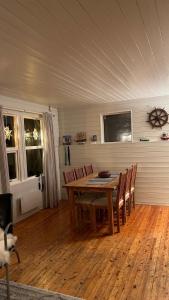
[2,106,43,115]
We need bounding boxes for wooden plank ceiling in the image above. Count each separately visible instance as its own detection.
[0,0,169,107]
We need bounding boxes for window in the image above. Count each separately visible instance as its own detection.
[26,149,43,177]
[101,111,132,143]
[24,118,43,177]
[3,113,43,182]
[3,115,18,180]
[24,118,42,147]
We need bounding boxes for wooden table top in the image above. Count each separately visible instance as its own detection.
[63,172,118,190]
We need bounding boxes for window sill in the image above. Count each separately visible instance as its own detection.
[10,176,40,186]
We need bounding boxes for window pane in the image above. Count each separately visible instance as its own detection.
[24,118,42,146]
[3,116,15,147]
[7,153,17,180]
[103,112,132,143]
[26,149,43,177]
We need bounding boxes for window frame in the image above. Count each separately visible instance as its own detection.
[23,115,43,179]
[100,110,133,144]
[3,113,19,182]
[3,110,43,183]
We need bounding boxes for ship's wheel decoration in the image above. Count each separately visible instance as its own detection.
[147,108,169,128]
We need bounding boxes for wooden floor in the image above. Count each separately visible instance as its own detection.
[1,202,169,300]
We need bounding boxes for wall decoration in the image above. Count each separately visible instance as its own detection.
[75,132,87,144]
[62,135,72,145]
[62,135,72,165]
[64,145,71,165]
[4,126,12,141]
[147,108,169,128]
[33,128,39,140]
[91,135,97,142]
[139,137,150,142]
[160,133,169,140]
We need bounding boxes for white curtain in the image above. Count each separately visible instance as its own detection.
[43,112,59,208]
[0,106,10,193]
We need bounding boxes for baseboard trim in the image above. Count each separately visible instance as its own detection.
[136,201,169,207]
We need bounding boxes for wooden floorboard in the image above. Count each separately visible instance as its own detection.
[0,202,169,300]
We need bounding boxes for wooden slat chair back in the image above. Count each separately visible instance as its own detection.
[130,164,137,208]
[63,169,76,184]
[125,167,133,216]
[74,167,85,180]
[84,164,93,176]
[63,169,76,199]
[115,172,127,231]
[131,164,137,190]
[117,172,127,204]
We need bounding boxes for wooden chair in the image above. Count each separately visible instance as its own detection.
[74,167,85,179]
[0,193,20,300]
[84,164,93,176]
[0,225,10,300]
[91,172,126,233]
[63,169,76,185]
[63,169,93,228]
[63,169,76,200]
[130,164,137,209]
[125,167,133,217]
[0,193,20,263]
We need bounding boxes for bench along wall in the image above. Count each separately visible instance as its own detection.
[59,95,169,205]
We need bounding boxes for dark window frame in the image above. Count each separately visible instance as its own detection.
[101,110,133,143]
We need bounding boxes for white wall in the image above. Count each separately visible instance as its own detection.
[59,95,169,205]
[0,95,60,222]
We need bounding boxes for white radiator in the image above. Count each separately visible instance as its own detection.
[21,191,41,214]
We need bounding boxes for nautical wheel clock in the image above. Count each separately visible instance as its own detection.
[147,108,169,128]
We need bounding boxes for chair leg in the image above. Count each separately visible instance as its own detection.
[5,263,10,300]
[122,204,126,225]
[117,208,120,233]
[133,192,135,208]
[13,247,21,263]
[128,198,131,216]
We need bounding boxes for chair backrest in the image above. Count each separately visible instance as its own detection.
[130,164,137,189]
[63,169,76,184]
[84,164,93,176]
[74,167,85,180]
[116,172,126,203]
[0,193,13,233]
[125,168,133,195]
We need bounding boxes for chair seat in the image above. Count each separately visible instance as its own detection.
[131,186,134,193]
[92,196,124,208]
[75,196,93,205]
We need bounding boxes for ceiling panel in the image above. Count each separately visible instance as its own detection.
[0,0,169,107]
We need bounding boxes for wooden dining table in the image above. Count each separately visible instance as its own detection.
[64,172,119,234]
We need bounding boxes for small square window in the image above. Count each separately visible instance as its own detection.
[24,118,42,146]
[102,111,132,143]
[26,149,43,177]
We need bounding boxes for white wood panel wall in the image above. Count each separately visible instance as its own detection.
[59,96,169,205]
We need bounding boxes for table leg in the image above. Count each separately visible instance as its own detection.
[107,190,114,234]
[69,188,76,230]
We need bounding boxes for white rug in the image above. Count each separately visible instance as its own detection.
[0,280,83,300]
